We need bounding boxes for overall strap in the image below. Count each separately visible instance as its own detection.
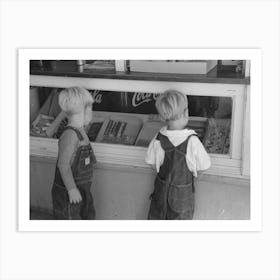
[176,133,198,155]
[156,132,198,154]
[176,134,197,193]
[63,126,84,141]
[156,133,174,152]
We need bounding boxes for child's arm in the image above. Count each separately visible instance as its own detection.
[145,137,164,172]
[57,130,82,204]
[187,136,211,177]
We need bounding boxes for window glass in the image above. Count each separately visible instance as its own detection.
[30,87,232,154]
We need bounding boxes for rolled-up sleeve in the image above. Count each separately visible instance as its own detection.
[186,136,211,177]
[145,138,156,165]
[145,138,164,172]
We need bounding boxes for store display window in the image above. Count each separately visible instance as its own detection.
[30,87,232,155]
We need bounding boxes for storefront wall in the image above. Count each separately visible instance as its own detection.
[30,156,250,220]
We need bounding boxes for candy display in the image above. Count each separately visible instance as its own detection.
[53,117,68,139]
[99,117,142,145]
[30,114,55,137]
[135,121,165,147]
[203,118,231,154]
[135,118,208,147]
[30,87,230,155]
[102,120,129,144]
[186,119,208,143]
[87,122,103,142]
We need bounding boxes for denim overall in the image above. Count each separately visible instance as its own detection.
[148,133,197,220]
[52,126,96,219]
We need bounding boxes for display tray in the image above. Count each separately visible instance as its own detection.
[87,121,103,142]
[31,109,219,150]
[203,118,231,154]
[30,111,66,139]
[53,115,68,139]
[186,118,208,143]
[93,112,144,146]
[30,114,55,137]
[135,121,165,147]
[92,113,209,147]
[39,111,148,146]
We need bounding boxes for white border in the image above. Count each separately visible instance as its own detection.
[19,49,261,231]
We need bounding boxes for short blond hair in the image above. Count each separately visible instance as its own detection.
[155,90,188,121]
[58,87,93,115]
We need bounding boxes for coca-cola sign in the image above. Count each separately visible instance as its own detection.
[91,90,159,114]
[132,92,160,107]
[91,90,103,104]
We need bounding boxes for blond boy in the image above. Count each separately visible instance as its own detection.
[52,87,96,219]
[145,90,211,220]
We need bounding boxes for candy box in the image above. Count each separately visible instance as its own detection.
[30,114,55,137]
[203,118,231,154]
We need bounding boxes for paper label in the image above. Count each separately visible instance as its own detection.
[85,157,90,165]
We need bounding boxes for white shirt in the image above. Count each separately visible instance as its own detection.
[145,126,211,177]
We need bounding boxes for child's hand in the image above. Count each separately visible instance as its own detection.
[68,188,82,204]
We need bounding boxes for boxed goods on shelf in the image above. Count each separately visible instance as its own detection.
[53,116,68,139]
[31,111,68,138]
[49,113,106,141]
[203,118,231,154]
[30,114,55,137]
[49,111,68,139]
[87,122,103,142]
[134,117,208,148]
[129,60,217,74]
[86,116,106,142]
[135,121,165,147]
[186,118,208,143]
[96,115,143,146]
[30,88,230,156]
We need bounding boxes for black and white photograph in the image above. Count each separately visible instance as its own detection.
[29,58,251,221]
[18,49,260,231]
[1,1,279,280]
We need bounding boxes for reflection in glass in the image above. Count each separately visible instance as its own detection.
[188,96,232,154]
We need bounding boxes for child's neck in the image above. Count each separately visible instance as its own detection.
[167,119,188,130]
[68,113,84,128]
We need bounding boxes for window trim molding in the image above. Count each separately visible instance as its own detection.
[30,75,248,178]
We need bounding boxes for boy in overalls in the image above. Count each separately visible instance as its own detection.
[52,87,96,219]
[145,90,211,220]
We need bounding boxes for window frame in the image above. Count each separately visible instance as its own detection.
[30,74,248,178]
